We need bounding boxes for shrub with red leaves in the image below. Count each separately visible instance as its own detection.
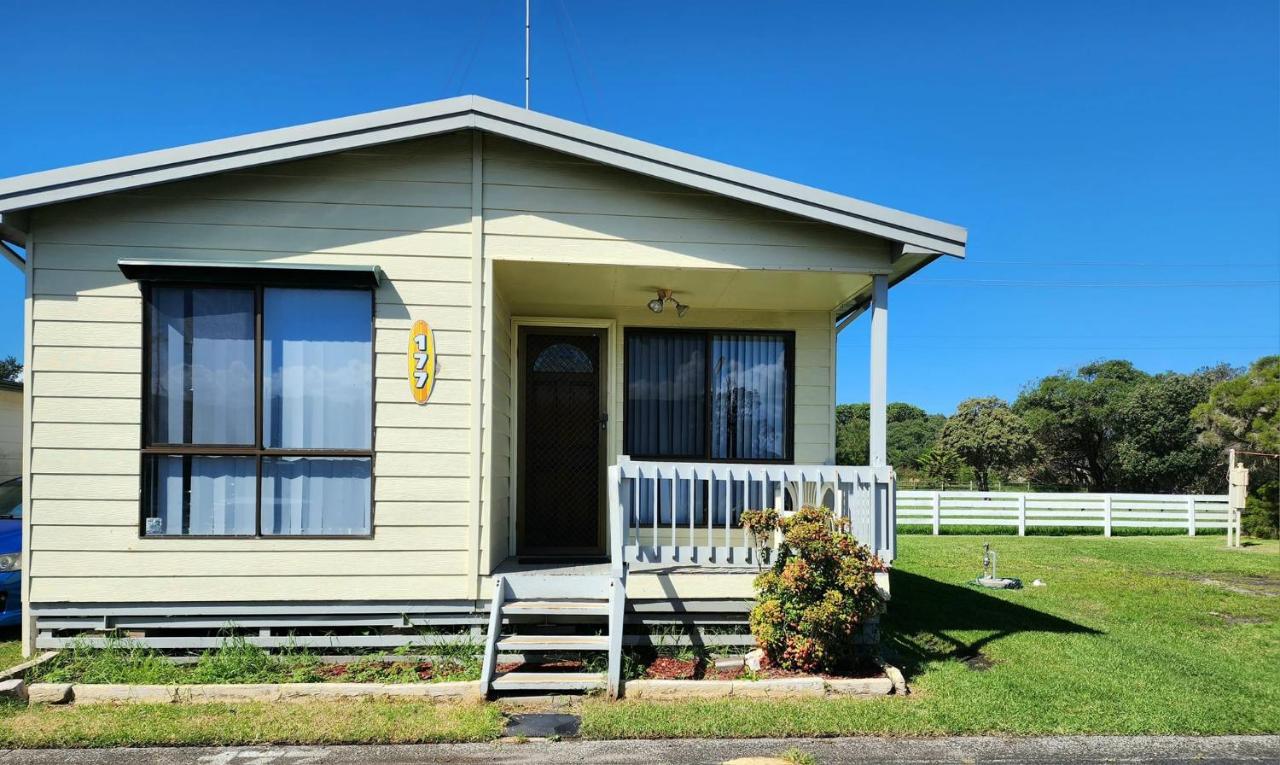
[745,506,884,673]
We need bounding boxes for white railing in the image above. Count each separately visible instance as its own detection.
[609,458,896,570]
[897,490,1231,537]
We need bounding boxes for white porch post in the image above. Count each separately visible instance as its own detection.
[869,274,889,468]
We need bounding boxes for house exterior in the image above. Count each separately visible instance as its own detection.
[0,97,966,688]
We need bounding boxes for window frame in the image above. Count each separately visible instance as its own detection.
[138,278,376,539]
[623,327,796,465]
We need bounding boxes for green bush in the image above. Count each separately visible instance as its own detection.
[1243,479,1279,539]
[743,506,885,673]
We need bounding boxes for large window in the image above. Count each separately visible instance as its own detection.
[142,284,373,537]
[625,329,793,462]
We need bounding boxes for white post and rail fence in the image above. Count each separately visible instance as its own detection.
[897,490,1233,537]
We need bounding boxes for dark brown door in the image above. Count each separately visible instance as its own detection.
[518,328,606,556]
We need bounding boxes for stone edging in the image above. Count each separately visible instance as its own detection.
[22,671,899,705]
[0,651,59,682]
[623,675,893,699]
[27,681,483,705]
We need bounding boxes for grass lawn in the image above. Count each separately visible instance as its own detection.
[581,535,1280,738]
[0,700,502,748]
[0,628,21,673]
[0,535,1276,746]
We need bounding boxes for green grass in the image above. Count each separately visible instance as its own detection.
[581,535,1280,738]
[2,536,1277,745]
[0,700,502,748]
[0,628,21,672]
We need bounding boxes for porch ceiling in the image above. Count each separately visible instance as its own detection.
[495,260,871,315]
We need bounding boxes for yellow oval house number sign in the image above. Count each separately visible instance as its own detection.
[408,320,436,404]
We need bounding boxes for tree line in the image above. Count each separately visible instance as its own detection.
[836,355,1279,537]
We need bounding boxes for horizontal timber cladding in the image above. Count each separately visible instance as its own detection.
[480,134,895,272]
[26,131,478,604]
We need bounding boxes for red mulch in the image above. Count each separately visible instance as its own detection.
[643,655,882,681]
[496,659,590,674]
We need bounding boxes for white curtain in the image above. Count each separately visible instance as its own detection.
[147,288,254,445]
[262,457,371,535]
[144,455,255,536]
[262,288,372,449]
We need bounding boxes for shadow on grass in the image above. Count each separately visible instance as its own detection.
[881,570,1101,680]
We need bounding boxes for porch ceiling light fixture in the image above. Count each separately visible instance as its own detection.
[647,289,689,318]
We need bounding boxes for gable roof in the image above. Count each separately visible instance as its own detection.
[0,96,966,258]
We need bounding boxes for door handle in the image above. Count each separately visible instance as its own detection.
[599,412,608,431]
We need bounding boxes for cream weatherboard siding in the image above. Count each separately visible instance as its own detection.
[23,128,875,607]
[481,135,845,466]
[26,132,477,604]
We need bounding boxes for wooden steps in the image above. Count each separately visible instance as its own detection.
[491,670,606,692]
[480,574,625,699]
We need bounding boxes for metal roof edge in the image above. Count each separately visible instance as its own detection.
[0,95,967,256]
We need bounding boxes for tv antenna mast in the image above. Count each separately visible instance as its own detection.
[524,0,531,109]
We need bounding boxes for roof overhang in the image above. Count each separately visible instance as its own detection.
[0,96,967,258]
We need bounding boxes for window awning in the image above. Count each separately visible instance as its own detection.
[117,259,382,288]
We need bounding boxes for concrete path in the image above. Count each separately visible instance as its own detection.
[2,736,1278,764]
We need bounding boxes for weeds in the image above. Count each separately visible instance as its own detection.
[28,628,483,685]
[31,636,183,685]
[780,748,817,765]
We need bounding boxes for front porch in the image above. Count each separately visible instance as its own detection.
[482,258,897,696]
[487,257,897,575]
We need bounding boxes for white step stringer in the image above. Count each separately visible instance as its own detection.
[480,574,626,699]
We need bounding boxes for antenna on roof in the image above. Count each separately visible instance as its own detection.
[524,0,531,109]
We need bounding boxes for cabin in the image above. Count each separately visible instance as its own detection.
[0,96,966,696]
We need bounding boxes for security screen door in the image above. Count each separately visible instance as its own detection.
[517,328,607,557]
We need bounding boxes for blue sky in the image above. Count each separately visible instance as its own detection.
[2,0,1277,413]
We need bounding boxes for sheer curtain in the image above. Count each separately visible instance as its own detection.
[148,287,254,445]
[144,455,256,536]
[263,288,372,449]
[262,457,371,536]
[261,288,372,535]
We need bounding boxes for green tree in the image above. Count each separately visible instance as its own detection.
[834,402,945,469]
[916,446,963,488]
[1112,371,1219,493]
[0,356,20,384]
[939,397,1034,491]
[1195,355,1280,538]
[1014,360,1146,490]
[1015,360,1221,492]
[834,404,870,466]
[1195,355,1280,454]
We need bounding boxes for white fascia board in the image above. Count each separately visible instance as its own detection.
[0,94,967,256]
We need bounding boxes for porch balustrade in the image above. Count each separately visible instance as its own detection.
[607,458,895,574]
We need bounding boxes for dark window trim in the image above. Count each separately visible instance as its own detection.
[138,279,376,539]
[623,327,796,465]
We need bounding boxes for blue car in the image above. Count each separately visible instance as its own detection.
[0,477,20,628]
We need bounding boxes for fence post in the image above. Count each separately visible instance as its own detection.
[1187,496,1196,536]
[1017,494,1027,536]
[931,491,941,536]
[1103,494,1113,537]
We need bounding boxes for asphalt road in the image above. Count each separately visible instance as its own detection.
[1,736,1278,764]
